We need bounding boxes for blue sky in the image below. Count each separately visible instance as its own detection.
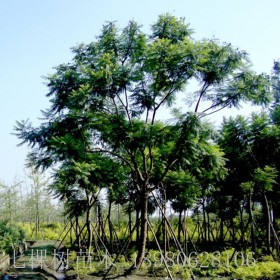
[1,0,280,184]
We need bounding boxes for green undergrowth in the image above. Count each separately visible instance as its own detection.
[68,248,280,279]
[20,222,69,241]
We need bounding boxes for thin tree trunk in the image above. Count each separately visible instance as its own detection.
[70,220,73,246]
[248,192,256,253]
[178,210,182,243]
[75,217,81,248]
[97,202,102,237]
[202,200,207,244]
[163,192,167,257]
[263,192,271,252]
[207,211,212,242]
[128,204,132,236]
[107,200,113,251]
[183,210,187,255]
[219,217,224,244]
[135,191,148,268]
[196,208,202,243]
[136,209,140,243]
[86,207,92,252]
[230,216,236,246]
[239,202,244,245]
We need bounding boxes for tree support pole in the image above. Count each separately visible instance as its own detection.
[147,219,174,280]
[152,192,195,279]
[102,224,137,280]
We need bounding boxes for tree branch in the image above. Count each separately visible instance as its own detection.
[195,82,210,113]
[153,158,178,189]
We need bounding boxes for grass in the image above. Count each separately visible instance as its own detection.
[13,222,280,279]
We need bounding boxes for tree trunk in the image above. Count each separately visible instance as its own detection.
[162,192,167,257]
[183,210,187,254]
[107,200,113,251]
[248,191,256,253]
[70,219,73,246]
[128,203,132,236]
[35,198,40,238]
[239,202,244,245]
[196,208,201,243]
[86,207,92,252]
[207,211,212,242]
[219,217,224,244]
[202,200,207,244]
[263,192,271,252]
[136,209,140,243]
[135,191,148,268]
[97,202,102,237]
[178,210,182,243]
[75,217,81,248]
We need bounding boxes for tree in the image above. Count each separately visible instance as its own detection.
[0,181,22,223]
[0,221,25,254]
[217,107,280,253]
[253,166,278,252]
[24,163,51,238]
[50,154,125,250]
[15,14,271,268]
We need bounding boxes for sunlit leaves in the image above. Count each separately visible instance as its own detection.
[196,40,248,86]
[213,72,271,109]
[253,166,278,193]
[151,13,193,43]
[194,41,271,114]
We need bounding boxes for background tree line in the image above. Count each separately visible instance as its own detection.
[0,166,62,243]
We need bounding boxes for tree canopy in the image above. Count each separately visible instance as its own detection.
[15,14,272,267]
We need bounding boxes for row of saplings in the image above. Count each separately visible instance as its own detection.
[52,215,280,280]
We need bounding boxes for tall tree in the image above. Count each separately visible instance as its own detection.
[15,14,271,268]
[25,164,50,238]
[0,181,21,223]
[218,108,280,252]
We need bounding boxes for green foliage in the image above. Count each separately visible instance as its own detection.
[0,221,25,253]
[232,261,280,279]
[20,222,67,241]
[271,59,280,106]
[14,13,274,269]
[15,13,270,192]
[253,165,278,193]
